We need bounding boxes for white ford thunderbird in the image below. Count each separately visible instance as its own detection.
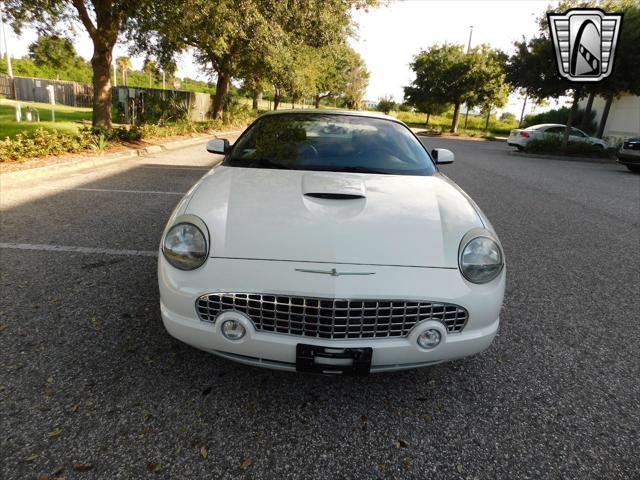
[158,110,505,374]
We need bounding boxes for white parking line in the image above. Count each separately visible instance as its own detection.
[36,186,185,195]
[140,166,211,171]
[0,242,158,257]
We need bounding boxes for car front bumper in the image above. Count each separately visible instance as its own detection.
[617,148,640,165]
[158,257,505,373]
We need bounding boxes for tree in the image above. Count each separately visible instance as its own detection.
[405,44,509,133]
[5,0,149,128]
[341,55,369,110]
[28,35,81,71]
[312,43,364,108]
[133,0,378,119]
[506,35,576,146]
[513,0,640,144]
[116,56,131,86]
[376,95,396,114]
[143,58,157,88]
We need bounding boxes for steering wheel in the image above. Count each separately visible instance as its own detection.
[298,143,319,158]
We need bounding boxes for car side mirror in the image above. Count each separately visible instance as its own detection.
[206,138,231,155]
[431,148,454,165]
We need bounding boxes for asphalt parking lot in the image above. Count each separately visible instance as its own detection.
[1,135,639,479]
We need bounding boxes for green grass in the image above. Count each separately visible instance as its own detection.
[395,110,517,137]
[0,100,92,139]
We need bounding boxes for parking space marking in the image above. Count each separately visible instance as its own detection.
[139,166,211,171]
[35,186,185,195]
[0,242,158,257]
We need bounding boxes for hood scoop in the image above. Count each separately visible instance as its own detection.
[304,192,364,200]
[301,173,366,200]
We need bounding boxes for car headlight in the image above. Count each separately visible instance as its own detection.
[162,222,208,270]
[459,235,503,284]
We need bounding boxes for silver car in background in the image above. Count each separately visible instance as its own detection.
[507,123,607,151]
[616,137,640,173]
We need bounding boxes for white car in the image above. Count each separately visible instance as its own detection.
[507,123,607,150]
[159,110,505,374]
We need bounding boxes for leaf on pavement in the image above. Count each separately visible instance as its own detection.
[48,427,63,438]
[146,463,162,474]
[73,464,93,472]
[394,439,408,449]
[240,457,253,470]
[0,324,8,332]
[200,446,209,460]
[37,474,49,480]
[456,464,464,474]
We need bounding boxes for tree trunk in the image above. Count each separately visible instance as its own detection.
[519,93,528,127]
[148,72,152,88]
[451,101,461,133]
[91,43,114,129]
[580,91,595,132]
[273,90,281,110]
[426,113,430,127]
[212,72,230,120]
[596,94,614,139]
[252,90,262,110]
[562,89,581,149]
[464,107,470,128]
[314,95,321,109]
[484,108,491,130]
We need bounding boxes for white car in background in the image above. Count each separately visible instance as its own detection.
[507,123,607,150]
[158,110,505,375]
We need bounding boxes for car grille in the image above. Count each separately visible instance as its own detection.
[196,293,469,339]
[623,141,640,151]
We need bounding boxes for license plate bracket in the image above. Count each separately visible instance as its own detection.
[296,344,372,375]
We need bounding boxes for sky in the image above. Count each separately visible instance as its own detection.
[1,0,566,116]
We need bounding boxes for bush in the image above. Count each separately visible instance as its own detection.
[524,136,609,157]
[1,111,257,162]
[523,107,597,135]
[0,128,93,161]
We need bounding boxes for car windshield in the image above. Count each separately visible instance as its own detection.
[224,113,437,175]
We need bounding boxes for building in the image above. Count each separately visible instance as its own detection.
[580,93,640,145]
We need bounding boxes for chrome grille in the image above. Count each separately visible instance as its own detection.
[196,293,468,339]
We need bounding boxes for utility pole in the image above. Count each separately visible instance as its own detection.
[0,1,14,77]
[463,26,474,129]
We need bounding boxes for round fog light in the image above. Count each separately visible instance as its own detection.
[221,319,246,340]
[417,329,442,349]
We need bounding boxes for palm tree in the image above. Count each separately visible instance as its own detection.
[143,59,157,88]
[116,56,131,86]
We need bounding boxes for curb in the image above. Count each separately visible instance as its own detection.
[508,150,616,165]
[0,130,243,182]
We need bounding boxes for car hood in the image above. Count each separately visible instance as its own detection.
[184,166,484,268]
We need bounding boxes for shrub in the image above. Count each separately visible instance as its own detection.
[0,128,93,161]
[523,107,597,135]
[1,112,256,162]
[524,136,609,157]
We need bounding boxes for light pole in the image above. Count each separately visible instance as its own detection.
[463,25,474,129]
[0,1,14,77]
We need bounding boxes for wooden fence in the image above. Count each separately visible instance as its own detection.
[0,75,93,108]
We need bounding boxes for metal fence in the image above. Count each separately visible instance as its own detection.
[1,75,214,121]
[112,86,213,124]
[0,75,93,108]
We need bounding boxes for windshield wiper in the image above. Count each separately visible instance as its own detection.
[334,166,390,174]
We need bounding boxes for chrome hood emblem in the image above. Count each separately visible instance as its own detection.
[295,268,375,277]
